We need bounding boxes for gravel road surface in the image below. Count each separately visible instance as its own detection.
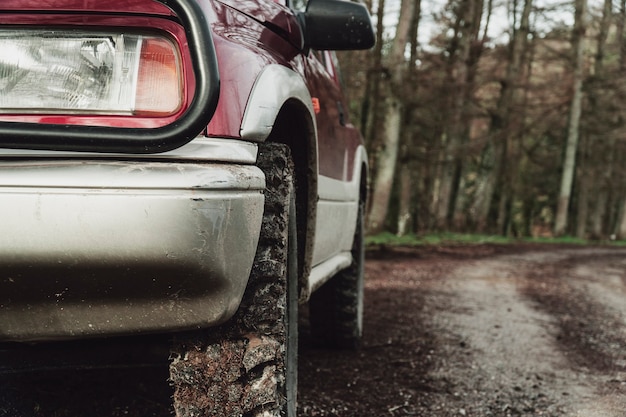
[2,244,625,416]
[300,244,626,416]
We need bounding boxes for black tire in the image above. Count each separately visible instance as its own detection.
[170,143,298,417]
[309,200,364,350]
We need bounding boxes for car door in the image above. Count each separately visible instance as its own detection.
[304,49,362,266]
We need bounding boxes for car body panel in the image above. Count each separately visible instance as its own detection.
[215,0,303,50]
[0,0,370,342]
[240,65,316,142]
[205,0,304,138]
[0,160,264,341]
[0,0,175,15]
[312,145,366,267]
[0,137,259,164]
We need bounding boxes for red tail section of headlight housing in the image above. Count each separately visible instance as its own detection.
[136,37,184,116]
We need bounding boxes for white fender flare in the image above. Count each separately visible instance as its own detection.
[240,65,317,144]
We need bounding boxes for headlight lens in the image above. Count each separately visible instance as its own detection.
[0,30,182,116]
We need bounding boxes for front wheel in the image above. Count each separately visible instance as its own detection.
[170,143,298,417]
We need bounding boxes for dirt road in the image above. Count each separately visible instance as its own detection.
[299,244,626,416]
[2,244,625,416]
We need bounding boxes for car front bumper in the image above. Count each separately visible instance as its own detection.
[0,159,265,342]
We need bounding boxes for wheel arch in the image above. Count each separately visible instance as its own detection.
[267,101,317,302]
[242,65,319,302]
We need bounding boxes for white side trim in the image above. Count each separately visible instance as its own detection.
[309,145,367,290]
[318,175,359,202]
[317,145,367,201]
[312,199,356,265]
[308,252,352,294]
[240,65,316,142]
[0,137,259,164]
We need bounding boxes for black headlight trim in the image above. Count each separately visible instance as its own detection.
[0,0,220,154]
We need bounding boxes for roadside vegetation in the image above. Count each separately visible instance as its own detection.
[340,0,626,241]
[365,232,625,247]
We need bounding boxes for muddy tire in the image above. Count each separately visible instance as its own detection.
[169,143,298,417]
[309,201,364,350]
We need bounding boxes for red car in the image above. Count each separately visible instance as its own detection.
[0,0,373,415]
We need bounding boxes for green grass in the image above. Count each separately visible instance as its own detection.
[365,232,623,247]
[365,232,510,246]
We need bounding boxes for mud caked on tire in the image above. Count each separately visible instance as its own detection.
[309,201,364,350]
[170,143,298,417]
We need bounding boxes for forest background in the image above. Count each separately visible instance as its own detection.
[339,0,626,239]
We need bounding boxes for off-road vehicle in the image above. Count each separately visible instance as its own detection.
[0,0,374,415]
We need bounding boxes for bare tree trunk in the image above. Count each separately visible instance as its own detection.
[366,0,417,233]
[367,94,402,233]
[613,0,626,238]
[433,0,483,229]
[554,0,586,236]
[617,192,626,239]
[575,135,590,238]
[590,193,608,238]
[452,0,491,230]
[363,0,385,145]
[397,0,421,236]
[574,0,610,239]
[472,0,532,233]
[397,156,413,236]
[362,0,385,224]
[616,0,626,72]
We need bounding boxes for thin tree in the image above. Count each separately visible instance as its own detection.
[432,0,484,230]
[554,0,586,236]
[366,0,418,233]
[397,0,422,236]
[582,0,613,238]
[613,0,626,238]
[472,0,533,233]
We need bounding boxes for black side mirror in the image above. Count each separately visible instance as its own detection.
[301,0,375,51]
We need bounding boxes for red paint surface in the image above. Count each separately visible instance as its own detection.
[0,0,362,180]
[0,0,173,15]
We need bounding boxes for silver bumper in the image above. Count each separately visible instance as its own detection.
[0,160,265,342]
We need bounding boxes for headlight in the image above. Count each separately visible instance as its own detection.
[0,30,183,116]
